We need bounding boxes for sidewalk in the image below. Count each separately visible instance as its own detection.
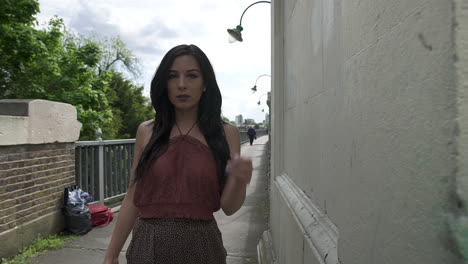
[28,135,270,264]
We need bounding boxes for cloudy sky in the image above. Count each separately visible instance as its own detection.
[35,0,271,123]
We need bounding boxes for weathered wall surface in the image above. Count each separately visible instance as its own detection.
[266,0,466,263]
[0,99,81,145]
[453,0,468,260]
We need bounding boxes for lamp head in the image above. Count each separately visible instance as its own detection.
[251,85,257,93]
[227,25,243,42]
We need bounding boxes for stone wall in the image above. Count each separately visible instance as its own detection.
[266,0,467,263]
[0,143,75,232]
[0,99,81,258]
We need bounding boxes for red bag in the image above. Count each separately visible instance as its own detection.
[87,203,114,227]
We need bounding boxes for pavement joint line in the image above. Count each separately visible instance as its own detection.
[66,246,255,257]
[61,247,257,258]
[227,253,257,257]
[64,246,110,251]
[64,245,130,253]
[64,247,254,257]
[227,253,257,259]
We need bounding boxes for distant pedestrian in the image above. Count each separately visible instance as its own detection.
[247,126,256,146]
[103,44,253,264]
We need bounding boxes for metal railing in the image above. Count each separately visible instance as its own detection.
[74,131,268,203]
[75,139,135,203]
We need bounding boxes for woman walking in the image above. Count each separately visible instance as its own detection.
[103,44,253,264]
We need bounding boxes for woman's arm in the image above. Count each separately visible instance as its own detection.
[103,121,152,264]
[220,124,253,216]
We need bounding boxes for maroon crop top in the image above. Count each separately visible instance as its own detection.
[134,135,221,220]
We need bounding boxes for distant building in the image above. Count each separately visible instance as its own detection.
[235,115,243,126]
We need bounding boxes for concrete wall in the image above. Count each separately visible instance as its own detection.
[0,99,81,258]
[263,0,468,263]
[453,0,468,259]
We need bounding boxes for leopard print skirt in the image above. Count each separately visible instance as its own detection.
[126,218,227,264]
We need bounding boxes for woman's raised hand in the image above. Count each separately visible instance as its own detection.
[226,154,253,185]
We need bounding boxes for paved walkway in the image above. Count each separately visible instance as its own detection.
[28,135,270,264]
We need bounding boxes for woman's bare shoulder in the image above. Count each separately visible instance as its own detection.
[136,120,154,147]
[138,120,154,134]
[223,122,239,137]
[222,122,240,154]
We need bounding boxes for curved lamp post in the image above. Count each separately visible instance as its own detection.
[257,93,268,106]
[227,1,271,43]
[251,74,271,93]
[257,92,271,113]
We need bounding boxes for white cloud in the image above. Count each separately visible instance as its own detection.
[36,0,271,123]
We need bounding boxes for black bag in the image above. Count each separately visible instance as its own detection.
[62,205,92,235]
[62,186,92,235]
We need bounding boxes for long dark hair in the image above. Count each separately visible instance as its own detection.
[135,44,231,190]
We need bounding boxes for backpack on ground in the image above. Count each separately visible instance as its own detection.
[87,203,114,227]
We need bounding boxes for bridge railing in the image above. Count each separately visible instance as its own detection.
[75,139,135,203]
[75,131,268,203]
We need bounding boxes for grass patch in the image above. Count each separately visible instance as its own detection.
[0,233,77,264]
[261,200,270,219]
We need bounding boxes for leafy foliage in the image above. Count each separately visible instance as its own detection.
[97,36,141,77]
[0,0,153,140]
[0,0,39,25]
[103,72,154,139]
[221,116,230,123]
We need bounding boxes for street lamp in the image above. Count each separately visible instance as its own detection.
[227,1,271,43]
[257,93,268,106]
[251,74,271,93]
[256,92,271,109]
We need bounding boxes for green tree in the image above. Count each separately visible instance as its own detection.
[88,35,150,139]
[221,116,230,123]
[0,0,39,25]
[0,1,152,140]
[96,36,141,77]
[0,2,112,140]
[103,72,154,139]
[0,0,40,95]
[244,119,255,125]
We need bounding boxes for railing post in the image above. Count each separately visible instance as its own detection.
[98,143,104,203]
[96,128,105,203]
